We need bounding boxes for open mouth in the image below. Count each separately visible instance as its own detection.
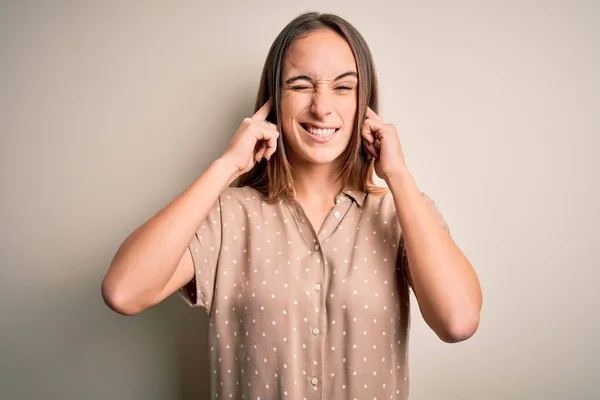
[301,123,340,138]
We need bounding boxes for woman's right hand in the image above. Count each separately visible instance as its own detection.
[220,99,279,178]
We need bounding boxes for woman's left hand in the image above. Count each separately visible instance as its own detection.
[361,107,406,180]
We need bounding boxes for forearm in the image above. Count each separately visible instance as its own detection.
[386,167,482,342]
[102,157,237,308]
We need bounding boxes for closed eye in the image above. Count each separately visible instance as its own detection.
[290,85,353,92]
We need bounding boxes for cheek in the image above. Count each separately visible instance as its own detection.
[280,93,311,118]
[338,98,357,125]
[279,96,302,143]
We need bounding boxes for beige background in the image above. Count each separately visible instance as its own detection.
[1,1,599,399]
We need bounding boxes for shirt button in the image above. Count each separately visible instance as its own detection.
[312,328,320,335]
[314,244,320,251]
[314,283,321,291]
[311,377,318,385]
[334,211,340,218]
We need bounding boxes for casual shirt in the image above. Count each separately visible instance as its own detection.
[179,185,448,400]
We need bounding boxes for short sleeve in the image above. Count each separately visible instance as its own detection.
[401,192,450,281]
[422,192,450,234]
[178,196,223,313]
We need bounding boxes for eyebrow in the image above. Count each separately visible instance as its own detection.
[284,71,358,85]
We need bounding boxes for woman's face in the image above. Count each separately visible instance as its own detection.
[280,28,358,167]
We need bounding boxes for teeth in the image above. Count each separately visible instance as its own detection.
[306,126,337,136]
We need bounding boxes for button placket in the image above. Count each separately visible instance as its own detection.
[308,244,325,396]
[317,195,353,244]
[289,195,353,397]
[310,196,353,397]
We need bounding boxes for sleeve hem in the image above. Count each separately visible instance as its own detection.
[177,238,209,310]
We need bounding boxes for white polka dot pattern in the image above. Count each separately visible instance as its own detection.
[179,186,447,399]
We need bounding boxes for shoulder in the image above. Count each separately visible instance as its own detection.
[357,189,403,244]
[421,192,450,233]
[365,188,441,213]
[366,189,450,234]
[364,188,395,214]
[218,186,271,214]
[363,188,399,227]
[220,186,266,202]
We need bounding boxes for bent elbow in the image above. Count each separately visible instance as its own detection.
[101,279,144,316]
[438,312,480,343]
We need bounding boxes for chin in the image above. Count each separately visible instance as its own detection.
[295,145,346,166]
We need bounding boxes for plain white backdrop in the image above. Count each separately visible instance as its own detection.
[1,1,598,399]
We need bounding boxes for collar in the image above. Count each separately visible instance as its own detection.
[341,188,367,207]
[280,187,367,207]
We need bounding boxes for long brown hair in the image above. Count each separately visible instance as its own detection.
[234,12,387,202]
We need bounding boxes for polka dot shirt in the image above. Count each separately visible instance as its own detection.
[179,186,447,399]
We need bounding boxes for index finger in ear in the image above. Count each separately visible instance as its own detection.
[252,98,273,121]
[366,107,382,122]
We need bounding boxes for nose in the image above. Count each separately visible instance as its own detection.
[309,90,333,120]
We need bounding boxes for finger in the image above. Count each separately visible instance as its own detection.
[265,130,279,160]
[362,118,385,141]
[361,119,370,138]
[253,130,270,161]
[366,107,383,123]
[256,129,279,160]
[265,145,277,161]
[262,120,279,134]
[255,125,277,140]
[255,143,267,162]
[252,98,273,121]
[363,118,387,139]
[363,140,379,158]
[254,119,278,137]
[265,135,278,160]
[361,119,374,142]
[361,127,375,144]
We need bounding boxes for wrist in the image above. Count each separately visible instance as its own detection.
[383,164,412,184]
[385,165,424,207]
[213,156,241,185]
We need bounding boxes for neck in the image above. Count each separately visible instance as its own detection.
[290,161,344,206]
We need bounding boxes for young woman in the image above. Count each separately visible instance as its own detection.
[102,12,482,400]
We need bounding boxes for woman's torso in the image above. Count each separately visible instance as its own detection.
[182,186,412,399]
